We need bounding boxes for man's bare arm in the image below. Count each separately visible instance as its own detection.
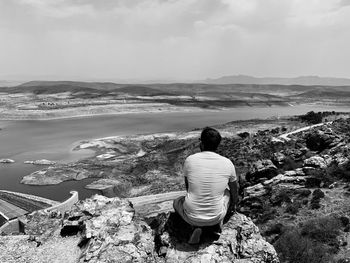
[228,180,239,212]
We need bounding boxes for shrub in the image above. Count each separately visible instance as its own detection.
[285,202,300,215]
[300,216,342,245]
[274,228,331,263]
[313,189,325,199]
[299,111,323,124]
[310,199,321,209]
[327,162,350,181]
[237,132,250,139]
[280,156,301,171]
[256,207,278,224]
[264,223,284,236]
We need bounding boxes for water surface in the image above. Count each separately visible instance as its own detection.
[0,105,349,201]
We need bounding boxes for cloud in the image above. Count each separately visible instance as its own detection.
[0,0,350,79]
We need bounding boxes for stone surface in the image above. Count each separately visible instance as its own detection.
[272,152,285,165]
[0,194,279,263]
[304,155,329,169]
[156,212,279,263]
[247,160,278,182]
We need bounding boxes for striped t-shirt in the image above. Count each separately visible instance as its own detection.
[183,151,236,226]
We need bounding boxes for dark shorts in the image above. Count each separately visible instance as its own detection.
[173,189,230,227]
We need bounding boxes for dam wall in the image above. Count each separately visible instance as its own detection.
[0,219,22,235]
[46,191,79,214]
[0,191,79,234]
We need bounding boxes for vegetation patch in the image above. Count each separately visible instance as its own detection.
[274,216,343,263]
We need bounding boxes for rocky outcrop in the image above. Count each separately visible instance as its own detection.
[0,158,15,163]
[247,160,278,182]
[85,178,132,197]
[155,212,279,263]
[303,155,331,169]
[24,159,56,165]
[0,195,279,263]
[305,129,342,151]
[21,164,91,185]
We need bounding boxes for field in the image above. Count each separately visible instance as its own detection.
[1,81,349,120]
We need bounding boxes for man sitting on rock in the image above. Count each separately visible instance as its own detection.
[173,127,239,244]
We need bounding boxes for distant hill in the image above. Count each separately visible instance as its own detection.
[115,86,175,96]
[18,81,122,91]
[4,80,350,100]
[205,75,350,86]
[0,80,25,87]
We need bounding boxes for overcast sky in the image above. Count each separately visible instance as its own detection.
[1,0,350,81]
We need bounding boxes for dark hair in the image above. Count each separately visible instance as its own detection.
[200,127,222,151]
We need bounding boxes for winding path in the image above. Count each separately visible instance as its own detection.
[279,122,331,141]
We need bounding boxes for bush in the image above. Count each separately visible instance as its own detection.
[285,202,300,215]
[299,111,323,124]
[256,207,278,224]
[275,229,331,263]
[327,162,350,181]
[300,216,342,245]
[312,189,325,199]
[264,223,284,236]
[280,156,301,171]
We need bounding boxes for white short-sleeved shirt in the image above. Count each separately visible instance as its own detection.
[183,151,236,225]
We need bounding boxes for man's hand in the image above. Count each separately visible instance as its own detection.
[228,202,236,214]
[228,180,239,214]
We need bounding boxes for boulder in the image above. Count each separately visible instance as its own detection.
[247,160,278,182]
[272,152,285,165]
[244,183,267,197]
[156,212,279,263]
[334,154,349,168]
[263,174,306,186]
[282,148,304,161]
[304,155,329,169]
[305,130,339,152]
[284,169,305,177]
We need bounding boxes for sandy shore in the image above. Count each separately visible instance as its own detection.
[0,105,218,121]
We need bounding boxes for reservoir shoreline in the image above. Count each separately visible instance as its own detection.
[1,104,349,201]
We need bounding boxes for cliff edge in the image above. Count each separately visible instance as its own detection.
[0,195,279,263]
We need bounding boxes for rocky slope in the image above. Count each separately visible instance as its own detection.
[20,118,304,197]
[16,112,350,262]
[232,117,350,262]
[0,195,279,263]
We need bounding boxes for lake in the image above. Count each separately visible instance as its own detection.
[0,105,349,201]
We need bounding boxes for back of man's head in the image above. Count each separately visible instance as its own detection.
[200,127,222,151]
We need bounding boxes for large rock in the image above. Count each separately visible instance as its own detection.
[305,130,340,152]
[303,155,332,169]
[272,152,285,165]
[85,179,132,197]
[247,160,278,182]
[0,195,279,263]
[155,212,279,263]
[244,183,267,197]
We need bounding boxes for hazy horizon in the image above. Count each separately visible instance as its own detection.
[1,0,350,81]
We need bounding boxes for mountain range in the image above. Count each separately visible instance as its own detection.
[2,75,350,86]
[205,75,350,86]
